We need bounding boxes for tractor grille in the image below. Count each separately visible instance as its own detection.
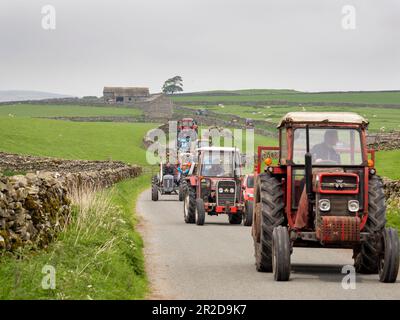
[216,180,236,206]
[163,175,174,191]
[316,216,360,243]
[320,174,358,192]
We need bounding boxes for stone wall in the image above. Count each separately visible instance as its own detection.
[0,153,142,251]
[383,178,400,205]
[0,152,138,173]
[367,132,400,151]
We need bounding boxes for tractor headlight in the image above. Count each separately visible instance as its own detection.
[318,199,331,212]
[348,200,359,213]
[247,193,254,198]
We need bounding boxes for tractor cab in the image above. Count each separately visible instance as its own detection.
[252,112,399,283]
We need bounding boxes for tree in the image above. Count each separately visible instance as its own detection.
[162,76,183,95]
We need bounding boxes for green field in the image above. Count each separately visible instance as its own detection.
[0,104,142,118]
[173,90,400,105]
[183,104,400,132]
[0,117,156,166]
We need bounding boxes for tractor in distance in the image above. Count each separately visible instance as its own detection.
[183,146,245,225]
[252,112,399,282]
[245,118,254,128]
[178,117,198,134]
[151,161,182,201]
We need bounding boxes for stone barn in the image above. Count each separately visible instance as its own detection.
[103,87,150,104]
[103,86,173,121]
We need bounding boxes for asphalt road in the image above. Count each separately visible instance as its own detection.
[137,189,400,300]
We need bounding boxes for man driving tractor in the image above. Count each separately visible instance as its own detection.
[311,129,340,163]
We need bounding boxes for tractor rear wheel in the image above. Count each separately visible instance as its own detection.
[379,228,399,283]
[253,173,285,272]
[183,186,196,224]
[151,185,159,201]
[195,198,206,225]
[229,212,242,224]
[354,175,387,274]
[272,226,291,281]
[243,200,253,226]
[178,180,187,202]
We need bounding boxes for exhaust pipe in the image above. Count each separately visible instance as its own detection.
[305,126,313,202]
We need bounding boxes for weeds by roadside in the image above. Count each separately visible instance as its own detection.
[0,175,150,299]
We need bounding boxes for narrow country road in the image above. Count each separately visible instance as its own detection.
[137,189,400,300]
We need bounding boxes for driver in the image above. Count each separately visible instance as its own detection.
[203,163,225,176]
[163,162,175,176]
[310,129,340,163]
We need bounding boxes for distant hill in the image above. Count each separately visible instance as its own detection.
[0,90,73,102]
[176,89,299,97]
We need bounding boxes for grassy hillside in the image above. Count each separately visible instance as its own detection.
[173,90,400,105]
[0,117,156,166]
[0,104,142,118]
[186,104,400,132]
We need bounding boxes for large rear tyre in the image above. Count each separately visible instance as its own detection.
[151,185,159,201]
[272,226,291,281]
[243,200,253,226]
[178,181,187,202]
[379,228,399,283]
[183,186,196,224]
[253,174,285,272]
[228,212,242,225]
[195,198,206,226]
[354,175,387,274]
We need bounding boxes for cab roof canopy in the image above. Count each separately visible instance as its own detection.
[277,112,368,128]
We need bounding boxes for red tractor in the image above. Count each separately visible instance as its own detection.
[252,112,399,282]
[183,146,245,225]
[178,118,198,134]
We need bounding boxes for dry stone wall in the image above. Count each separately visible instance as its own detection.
[383,178,400,205]
[367,132,400,151]
[0,153,142,251]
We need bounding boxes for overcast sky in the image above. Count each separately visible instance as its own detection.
[0,0,399,96]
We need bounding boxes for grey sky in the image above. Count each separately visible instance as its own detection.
[0,0,399,96]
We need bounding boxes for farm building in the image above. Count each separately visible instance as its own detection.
[103,87,150,103]
[102,86,173,120]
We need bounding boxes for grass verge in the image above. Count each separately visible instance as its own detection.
[0,174,150,300]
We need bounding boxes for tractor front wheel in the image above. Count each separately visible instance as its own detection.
[184,186,196,224]
[151,185,159,201]
[379,228,399,283]
[195,198,206,225]
[272,226,291,281]
[354,175,386,273]
[243,200,253,226]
